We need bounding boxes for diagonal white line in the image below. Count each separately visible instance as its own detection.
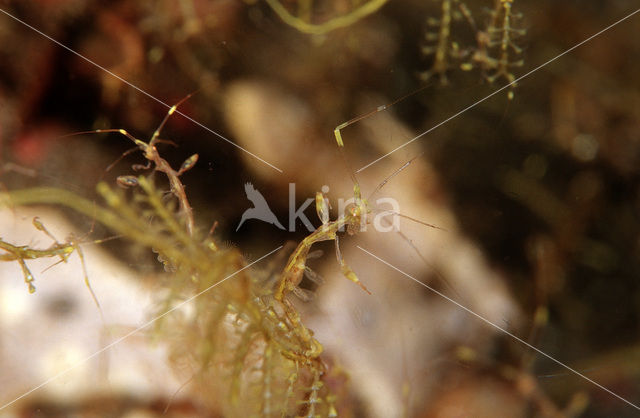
[357,245,640,411]
[356,8,640,173]
[0,7,283,174]
[0,245,283,411]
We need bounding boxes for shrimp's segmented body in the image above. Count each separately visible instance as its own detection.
[0,217,102,310]
[276,185,372,302]
[277,107,442,303]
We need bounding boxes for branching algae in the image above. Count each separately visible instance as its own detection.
[0,106,352,417]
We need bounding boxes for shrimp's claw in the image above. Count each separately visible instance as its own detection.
[335,235,371,295]
[342,264,372,295]
[334,126,345,147]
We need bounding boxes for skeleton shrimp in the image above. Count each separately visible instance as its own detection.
[276,102,443,303]
[0,213,113,314]
[71,94,199,237]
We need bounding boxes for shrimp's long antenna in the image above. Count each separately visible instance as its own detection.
[367,152,425,201]
[366,153,448,231]
[54,91,198,145]
[334,86,430,202]
[337,146,362,201]
[150,91,197,146]
[387,211,445,231]
[333,85,430,148]
[379,216,459,302]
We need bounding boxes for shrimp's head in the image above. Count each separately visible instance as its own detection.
[346,183,371,235]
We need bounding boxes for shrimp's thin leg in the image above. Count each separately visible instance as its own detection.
[70,235,102,312]
[334,235,371,295]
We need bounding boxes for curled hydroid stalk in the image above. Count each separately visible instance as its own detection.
[265,0,389,35]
